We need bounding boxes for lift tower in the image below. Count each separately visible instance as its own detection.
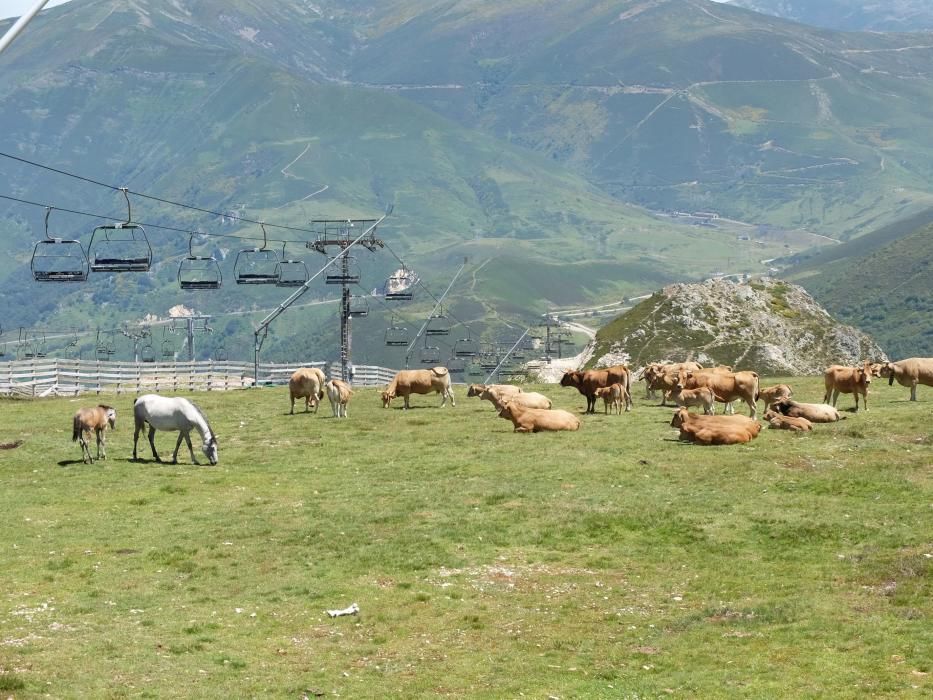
[307,220,384,382]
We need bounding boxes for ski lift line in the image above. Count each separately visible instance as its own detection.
[0,152,330,236]
[482,326,534,385]
[0,193,318,247]
[403,258,468,363]
[252,207,392,383]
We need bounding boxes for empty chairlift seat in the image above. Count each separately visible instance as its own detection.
[178,235,221,290]
[31,207,88,282]
[89,223,152,272]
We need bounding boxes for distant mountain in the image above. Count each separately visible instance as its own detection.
[786,220,933,358]
[3,0,933,363]
[723,1,933,31]
[591,277,887,374]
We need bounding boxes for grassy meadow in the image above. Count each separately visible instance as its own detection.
[0,377,931,698]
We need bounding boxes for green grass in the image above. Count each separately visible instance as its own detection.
[0,377,931,697]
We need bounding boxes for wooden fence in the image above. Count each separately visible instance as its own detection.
[0,358,400,398]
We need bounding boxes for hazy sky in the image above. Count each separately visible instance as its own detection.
[1,0,71,20]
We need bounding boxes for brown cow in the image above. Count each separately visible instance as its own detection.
[468,383,524,409]
[770,398,844,423]
[763,410,812,432]
[497,400,580,433]
[595,383,626,415]
[325,378,353,418]
[757,384,793,407]
[876,358,933,401]
[670,385,715,414]
[670,407,760,445]
[679,369,760,419]
[823,361,872,412]
[382,367,455,409]
[640,362,703,403]
[561,365,632,414]
[289,367,327,414]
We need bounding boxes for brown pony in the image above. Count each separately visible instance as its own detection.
[72,405,117,463]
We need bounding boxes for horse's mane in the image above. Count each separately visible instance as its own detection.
[187,399,215,439]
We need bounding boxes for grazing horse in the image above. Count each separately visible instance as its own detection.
[72,404,116,464]
[132,394,218,465]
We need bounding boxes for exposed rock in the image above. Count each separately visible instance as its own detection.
[592,277,886,375]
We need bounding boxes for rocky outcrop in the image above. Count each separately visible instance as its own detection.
[592,277,886,375]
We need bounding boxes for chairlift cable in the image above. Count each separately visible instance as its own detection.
[0,152,323,236]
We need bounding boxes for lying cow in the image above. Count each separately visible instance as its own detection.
[875,357,933,401]
[770,398,844,423]
[325,378,352,418]
[763,409,812,432]
[595,383,626,415]
[468,384,525,409]
[382,367,455,409]
[289,367,327,414]
[823,361,872,412]
[758,384,793,407]
[670,407,761,445]
[497,400,580,433]
[492,389,553,411]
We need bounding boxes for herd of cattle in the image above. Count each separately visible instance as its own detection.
[369,357,933,445]
[68,357,933,462]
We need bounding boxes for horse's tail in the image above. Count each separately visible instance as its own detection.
[72,413,81,442]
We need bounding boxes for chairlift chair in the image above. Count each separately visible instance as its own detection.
[348,295,369,317]
[89,189,152,272]
[384,269,414,301]
[178,234,222,290]
[215,340,228,362]
[425,310,450,337]
[31,207,89,282]
[384,323,410,347]
[454,334,480,357]
[325,256,361,285]
[447,356,467,375]
[234,223,280,285]
[140,342,156,363]
[275,242,309,287]
[420,343,441,365]
[161,338,175,360]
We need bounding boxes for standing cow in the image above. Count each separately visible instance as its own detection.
[289,367,327,414]
[560,365,632,414]
[823,361,872,412]
[382,367,455,409]
[875,358,933,401]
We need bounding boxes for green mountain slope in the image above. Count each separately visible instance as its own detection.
[786,223,933,357]
[2,0,933,363]
[724,0,933,31]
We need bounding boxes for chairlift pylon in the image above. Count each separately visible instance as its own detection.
[89,188,152,272]
[234,223,280,285]
[31,207,89,282]
[275,241,309,287]
[178,234,222,290]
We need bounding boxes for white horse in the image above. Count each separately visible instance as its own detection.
[132,394,218,465]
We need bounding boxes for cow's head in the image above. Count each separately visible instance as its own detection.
[466,384,485,397]
[858,361,873,387]
[669,407,689,428]
[560,371,582,388]
[496,400,515,420]
[381,389,395,408]
[103,405,117,429]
